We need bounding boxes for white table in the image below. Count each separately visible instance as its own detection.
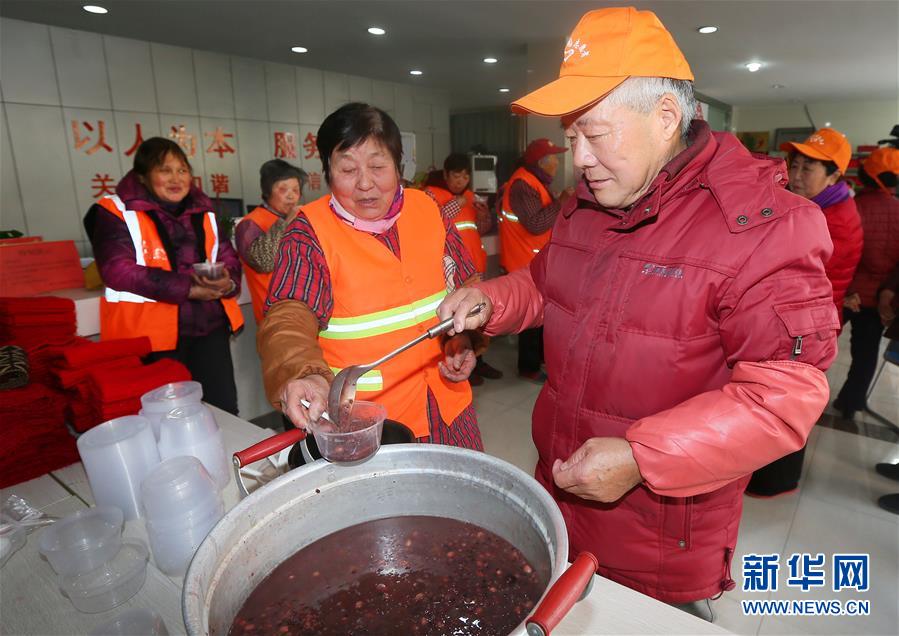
[1,408,729,635]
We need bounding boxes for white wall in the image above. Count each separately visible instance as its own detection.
[733,99,898,150]
[0,18,451,255]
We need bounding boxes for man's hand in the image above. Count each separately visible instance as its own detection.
[279,373,329,429]
[439,333,476,382]
[437,287,493,336]
[843,292,861,313]
[552,437,643,503]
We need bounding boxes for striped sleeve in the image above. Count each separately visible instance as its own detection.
[265,212,333,328]
[442,215,477,287]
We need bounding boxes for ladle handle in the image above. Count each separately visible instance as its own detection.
[526,552,598,636]
[233,429,306,467]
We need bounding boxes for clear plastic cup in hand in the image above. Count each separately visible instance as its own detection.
[139,456,223,526]
[156,404,229,488]
[192,261,225,280]
[38,507,124,576]
[309,401,386,463]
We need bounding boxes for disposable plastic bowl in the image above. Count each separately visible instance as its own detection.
[140,456,223,524]
[76,416,160,520]
[89,607,169,636]
[59,540,149,614]
[39,507,124,576]
[191,261,225,279]
[140,381,202,416]
[157,405,229,488]
[144,497,224,532]
[308,401,386,463]
[145,508,222,576]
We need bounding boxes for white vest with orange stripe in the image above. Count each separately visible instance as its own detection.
[97,195,244,352]
[302,189,471,438]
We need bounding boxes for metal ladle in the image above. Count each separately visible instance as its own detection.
[327,303,486,426]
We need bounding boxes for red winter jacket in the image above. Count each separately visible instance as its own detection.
[819,195,863,312]
[847,189,899,307]
[477,124,839,603]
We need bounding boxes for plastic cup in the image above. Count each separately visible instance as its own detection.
[191,261,225,279]
[144,507,222,576]
[156,404,229,488]
[38,507,124,576]
[309,401,386,463]
[76,416,160,520]
[140,382,203,440]
[90,608,169,635]
[140,456,223,525]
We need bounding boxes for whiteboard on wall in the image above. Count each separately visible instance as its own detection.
[400,131,416,181]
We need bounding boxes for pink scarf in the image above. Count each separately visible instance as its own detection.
[329,187,404,233]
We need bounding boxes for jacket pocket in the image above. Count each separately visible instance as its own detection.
[661,496,693,551]
[773,298,840,361]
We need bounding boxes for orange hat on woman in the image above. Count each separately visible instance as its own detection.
[862,146,899,192]
[779,128,852,174]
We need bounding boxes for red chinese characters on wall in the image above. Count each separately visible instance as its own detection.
[124,123,145,157]
[210,174,230,195]
[274,132,298,159]
[91,173,116,199]
[169,125,197,157]
[307,172,322,191]
[71,120,113,155]
[205,127,235,158]
[303,132,319,159]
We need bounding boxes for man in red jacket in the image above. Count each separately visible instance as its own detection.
[439,8,839,605]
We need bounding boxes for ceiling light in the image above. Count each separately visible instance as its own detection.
[409,69,423,76]
[824,121,832,127]
[290,46,308,53]
[483,57,498,64]
[367,27,386,35]
[771,83,785,89]
[498,87,510,93]
[697,26,718,34]
[82,4,107,13]
[745,62,762,72]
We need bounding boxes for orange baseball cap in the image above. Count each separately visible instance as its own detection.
[779,128,851,174]
[511,7,694,117]
[862,146,899,191]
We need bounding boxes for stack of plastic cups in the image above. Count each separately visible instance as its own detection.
[139,381,203,440]
[156,403,230,489]
[140,456,224,576]
[38,507,149,613]
[76,416,160,520]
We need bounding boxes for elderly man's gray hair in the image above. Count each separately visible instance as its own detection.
[604,77,697,139]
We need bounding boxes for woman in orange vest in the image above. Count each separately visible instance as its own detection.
[235,160,307,324]
[422,153,504,385]
[257,103,483,449]
[86,138,244,414]
[497,138,571,382]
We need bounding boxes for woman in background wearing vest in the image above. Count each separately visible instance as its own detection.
[422,153,504,386]
[257,103,483,449]
[497,138,572,382]
[236,160,307,324]
[87,138,244,414]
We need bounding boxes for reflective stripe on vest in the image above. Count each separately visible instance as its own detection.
[329,367,384,391]
[319,290,447,340]
[500,209,520,223]
[455,221,478,232]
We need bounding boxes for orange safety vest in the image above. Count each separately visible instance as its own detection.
[302,189,472,437]
[239,206,280,323]
[97,195,244,352]
[423,186,488,274]
[499,167,553,272]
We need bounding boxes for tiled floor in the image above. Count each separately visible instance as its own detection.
[472,331,898,636]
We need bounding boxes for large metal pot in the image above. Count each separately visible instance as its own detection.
[183,445,595,636]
